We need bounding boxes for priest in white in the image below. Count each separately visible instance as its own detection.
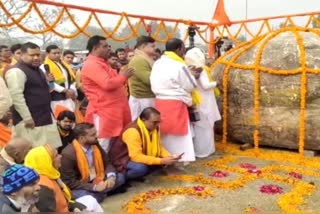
[185,48,221,158]
[150,38,201,163]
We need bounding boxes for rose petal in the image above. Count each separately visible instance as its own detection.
[259,185,283,195]
[288,172,303,179]
[239,163,257,170]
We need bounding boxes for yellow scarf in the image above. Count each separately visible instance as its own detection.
[72,139,105,184]
[204,66,221,97]
[44,57,75,85]
[164,51,201,105]
[137,118,161,157]
[24,145,73,202]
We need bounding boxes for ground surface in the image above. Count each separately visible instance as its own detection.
[102,142,320,214]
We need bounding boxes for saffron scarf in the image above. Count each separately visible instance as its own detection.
[44,57,75,85]
[72,139,105,184]
[137,118,161,157]
[24,144,73,202]
[204,66,221,97]
[164,51,201,105]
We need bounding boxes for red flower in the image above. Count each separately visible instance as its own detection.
[288,172,303,179]
[209,170,229,178]
[147,190,162,195]
[239,163,257,170]
[259,184,283,195]
[248,169,262,175]
[193,186,205,192]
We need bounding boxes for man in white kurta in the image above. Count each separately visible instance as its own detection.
[150,38,200,163]
[5,42,61,148]
[40,45,77,113]
[0,76,11,119]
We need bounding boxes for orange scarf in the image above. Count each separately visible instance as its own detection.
[74,102,85,124]
[0,123,11,147]
[72,139,105,184]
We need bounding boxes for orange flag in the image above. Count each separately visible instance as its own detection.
[212,0,231,25]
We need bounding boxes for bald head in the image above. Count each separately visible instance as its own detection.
[5,138,32,164]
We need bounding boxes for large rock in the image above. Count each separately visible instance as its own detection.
[212,29,320,150]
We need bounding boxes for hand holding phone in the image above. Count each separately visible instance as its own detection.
[174,153,184,160]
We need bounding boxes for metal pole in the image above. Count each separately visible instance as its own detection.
[245,0,248,39]
[245,0,248,20]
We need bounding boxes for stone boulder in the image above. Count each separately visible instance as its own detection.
[212,29,320,150]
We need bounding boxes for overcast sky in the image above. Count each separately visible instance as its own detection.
[61,0,320,22]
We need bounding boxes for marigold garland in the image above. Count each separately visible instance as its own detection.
[1,0,320,46]
[163,147,319,213]
[124,187,214,213]
[211,27,320,157]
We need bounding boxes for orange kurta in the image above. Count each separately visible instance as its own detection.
[81,55,131,138]
[0,123,11,147]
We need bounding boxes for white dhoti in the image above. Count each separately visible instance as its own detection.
[93,114,111,152]
[161,123,195,162]
[12,116,61,148]
[51,98,76,113]
[193,121,215,158]
[75,195,104,212]
[129,96,155,120]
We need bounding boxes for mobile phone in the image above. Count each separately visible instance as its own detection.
[176,153,184,159]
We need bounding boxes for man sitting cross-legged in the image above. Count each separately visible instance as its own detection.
[60,123,125,202]
[109,107,182,181]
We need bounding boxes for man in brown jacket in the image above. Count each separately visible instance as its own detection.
[60,123,125,202]
[109,107,181,181]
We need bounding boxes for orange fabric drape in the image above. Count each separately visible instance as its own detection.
[54,105,70,119]
[0,123,11,147]
[74,103,85,124]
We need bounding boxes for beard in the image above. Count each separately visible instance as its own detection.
[15,194,39,212]
[59,125,72,132]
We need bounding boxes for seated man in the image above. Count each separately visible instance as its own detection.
[56,110,76,153]
[0,164,40,212]
[60,123,125,202]
[109,107,181,180]
[0,138,32,181]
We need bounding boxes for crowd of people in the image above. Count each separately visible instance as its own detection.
[0,35,221,212]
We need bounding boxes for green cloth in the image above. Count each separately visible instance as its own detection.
[128,56,155,98]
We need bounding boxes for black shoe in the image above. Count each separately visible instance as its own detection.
[131,177,146,183]
[107,186,127,196]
